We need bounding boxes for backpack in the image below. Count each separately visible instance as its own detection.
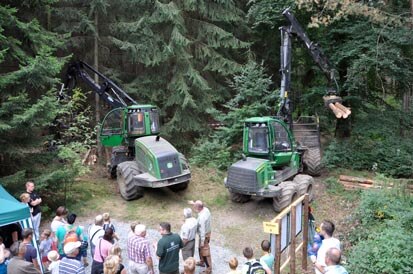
[246,260,266,274]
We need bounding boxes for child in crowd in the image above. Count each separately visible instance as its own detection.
[260,240,274,271]
[39,229,53,269]
[20,193,33,215]
[47,250,60,274]
[227,257,241,274]
[102,212,119,241]
[308,232,323,262]
[0,236,10,274]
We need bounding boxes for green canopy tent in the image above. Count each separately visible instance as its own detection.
[0,184,44,273]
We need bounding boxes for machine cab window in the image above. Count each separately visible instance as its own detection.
[149,109,160,134]
[128,112,145,135]
[101,108,123,135]
[248,123,269,153]
[272,122,291,152]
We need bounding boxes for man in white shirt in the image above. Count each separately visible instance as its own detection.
[88,215,104,256]
[180,208,198,261]
[190,200,212,274]
[313,220,340,274]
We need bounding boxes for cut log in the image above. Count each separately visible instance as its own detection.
[339,175,374,184]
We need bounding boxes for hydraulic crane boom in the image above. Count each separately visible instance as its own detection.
[278,8,351,123]
[63,61,137,108]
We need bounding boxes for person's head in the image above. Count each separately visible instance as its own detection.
[22,228,33,240]
[183,208,193,219]
[243,246,254,259]
[47,250,60,262]
[25,181,35,192]
[183,257,196,274]
[95,214,104,226]
[103,228,114,242]
[41,229,51,240]
[56,206,68,217]
[228,257,238,270]
[104,255,120,274]
[10,241,26,257]
[325,247,341,266]
[321,220,335,238]
[103,212,111,222]
[261,240,271,253]
[64,241,81,257]
[67,213,77,225]
[110,244,122,258]
[193,200,204,213]
[159,222,171,235]
[20,193,30,203]
[134,224,146,237]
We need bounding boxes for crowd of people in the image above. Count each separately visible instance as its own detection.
[0,181,348,274]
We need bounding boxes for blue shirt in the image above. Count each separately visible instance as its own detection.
[324,265,348,274]
[59,257,85,274]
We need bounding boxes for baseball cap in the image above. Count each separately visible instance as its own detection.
[64,241,81,255]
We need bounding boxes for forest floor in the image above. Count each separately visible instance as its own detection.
[64,164,361,273]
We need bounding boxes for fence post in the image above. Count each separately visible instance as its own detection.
[302,194,309,271]
[274,218,282,274]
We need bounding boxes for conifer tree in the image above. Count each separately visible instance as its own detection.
[108,0,250,149]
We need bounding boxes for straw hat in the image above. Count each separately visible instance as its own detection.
[47,250,60,262]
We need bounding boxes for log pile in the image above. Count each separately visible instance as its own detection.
[339,175,413,193]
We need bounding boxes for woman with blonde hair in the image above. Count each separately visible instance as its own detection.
[104,255,126,274]
[105,244,126,274]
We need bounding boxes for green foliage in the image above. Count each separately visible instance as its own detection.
[347,188,413,273]
[323,109,413,178]
[191,60,276,169]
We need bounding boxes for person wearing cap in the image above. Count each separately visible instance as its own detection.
[180,208,197,261]
[59,241,85,274]
[7,241,39,274]
[47,250,60,274]
[189,200,212,273]
[127,224,154,274]
[88,214,104,256]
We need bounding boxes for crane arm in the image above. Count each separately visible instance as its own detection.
[278,8,351,120]
[62,61,137,108]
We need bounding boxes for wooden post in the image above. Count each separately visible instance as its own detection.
[274,218,282,274]
[302,194,309,271]
[290,204,296,274]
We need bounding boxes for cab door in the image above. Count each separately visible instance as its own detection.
[271,121,293,165]
[100,108,125,147]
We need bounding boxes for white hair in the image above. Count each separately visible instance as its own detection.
[183,208,192,218]
[134,224,146,235]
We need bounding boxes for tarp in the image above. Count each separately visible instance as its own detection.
[0,184,31,226]
[0,184,44,273]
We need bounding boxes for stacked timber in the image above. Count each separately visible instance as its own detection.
[338,175,413,193]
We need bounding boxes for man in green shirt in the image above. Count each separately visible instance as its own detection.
[156,222,183,274]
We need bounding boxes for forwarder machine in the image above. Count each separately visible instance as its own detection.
[63,61,191,200]
[224,8,351,211]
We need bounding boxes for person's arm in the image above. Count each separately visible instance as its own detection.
[260,258,272,274]
[29,196,42,207]
[156,241,163,260]
[0,244,5,264]
[314,262,325,273]
[199,216,206,247]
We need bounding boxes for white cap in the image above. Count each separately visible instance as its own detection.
[64,241,81,255]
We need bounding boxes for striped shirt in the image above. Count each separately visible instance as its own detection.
[58,257,85,274]
[127,235,151,264]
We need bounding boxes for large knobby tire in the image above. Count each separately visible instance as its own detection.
[117,161,144,201]
[303,148,322,176]
[168,181,189,192]
[293,174,314,202]
[273,181,298,212]
[229,192,251,203]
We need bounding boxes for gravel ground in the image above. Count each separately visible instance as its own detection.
[73,219,245,274]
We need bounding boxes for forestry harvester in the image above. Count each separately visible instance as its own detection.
[224,8,351,211]
[62,62,190,200]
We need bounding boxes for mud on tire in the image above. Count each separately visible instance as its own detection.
[117,161,144,200]
[303,148,322,176]
[168,181,189,192]
[229,192,251,203]
[272,181,298,212]
[293,174,314,201]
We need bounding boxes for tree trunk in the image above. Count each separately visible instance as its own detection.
[94,12,102,161]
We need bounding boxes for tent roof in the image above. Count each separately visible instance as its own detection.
[0,184,31,226]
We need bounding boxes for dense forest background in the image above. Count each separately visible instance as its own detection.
[1,0,412,185]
